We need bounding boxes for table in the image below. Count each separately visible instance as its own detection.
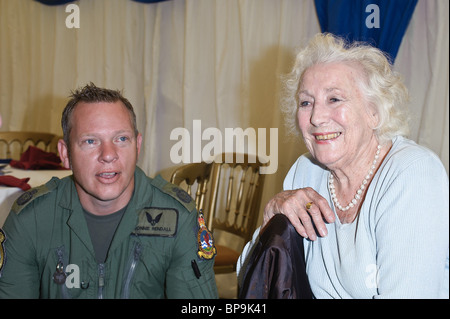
[0,166,72,227]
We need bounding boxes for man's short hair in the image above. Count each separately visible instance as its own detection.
[61,82,138,149]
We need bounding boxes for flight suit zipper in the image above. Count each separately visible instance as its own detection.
[121,242,142,299]
[98,263,105,299]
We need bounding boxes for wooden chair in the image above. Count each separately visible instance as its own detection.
[0,131,57,160]
[170,153,266,275]
[170,161,213,212]
[207,153,266,274]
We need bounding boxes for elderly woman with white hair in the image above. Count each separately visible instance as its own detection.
[237,33,449,299]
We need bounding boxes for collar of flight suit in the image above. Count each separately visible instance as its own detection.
[55,166,155,257]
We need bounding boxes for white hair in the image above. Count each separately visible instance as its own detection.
[281,33,410,145]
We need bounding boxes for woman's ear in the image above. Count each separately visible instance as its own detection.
[367,103,380,130]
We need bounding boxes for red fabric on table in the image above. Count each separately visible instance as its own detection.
[0,175,31,191]
[9,145,63,170]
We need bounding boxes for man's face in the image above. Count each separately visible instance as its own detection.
[59,101,142,214]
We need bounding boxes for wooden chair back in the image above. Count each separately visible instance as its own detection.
[170,161,213,213]
[170,153,266,275]
[0,131,58,160]
[207,153,266,244]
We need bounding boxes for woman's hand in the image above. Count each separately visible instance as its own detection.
[262,188,335,240]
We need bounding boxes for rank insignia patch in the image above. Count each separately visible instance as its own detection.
[197,211,216,260]
[0,229,6,276]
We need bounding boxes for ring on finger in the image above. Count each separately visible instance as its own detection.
[306,201,313,210]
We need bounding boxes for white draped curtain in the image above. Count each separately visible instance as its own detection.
[0,0,448,213]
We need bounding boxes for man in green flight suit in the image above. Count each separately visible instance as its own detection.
[0,83,218,299]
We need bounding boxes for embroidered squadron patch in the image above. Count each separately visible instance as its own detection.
[133,207,178,237]
[197,211,216,260]
[0,229,6,276]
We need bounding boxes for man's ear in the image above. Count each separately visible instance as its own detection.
[58,139,71,169]
[136,133,143,156]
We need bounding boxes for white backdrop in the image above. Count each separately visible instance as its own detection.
[0,0,448,215]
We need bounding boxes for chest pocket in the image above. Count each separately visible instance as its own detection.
[120,236,171,299]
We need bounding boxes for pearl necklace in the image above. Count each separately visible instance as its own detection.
[329,145,381,212]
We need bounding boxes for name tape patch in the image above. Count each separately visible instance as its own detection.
[133,207,178,237]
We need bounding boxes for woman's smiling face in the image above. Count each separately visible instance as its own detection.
[297,62,379,170]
